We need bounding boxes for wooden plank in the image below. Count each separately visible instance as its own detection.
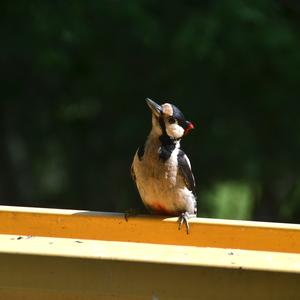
[0,234,300,300]
[1,205,300,253]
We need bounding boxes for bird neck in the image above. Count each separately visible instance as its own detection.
[159,134,180,148]
[158,134,180,161]
[146,130,180,161]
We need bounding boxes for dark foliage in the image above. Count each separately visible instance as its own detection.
[1,0,300,222]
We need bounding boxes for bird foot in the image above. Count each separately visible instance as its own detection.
[178,212,195,234]
[124,208,139,222]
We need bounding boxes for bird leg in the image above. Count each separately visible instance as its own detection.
[125,206,152,221]
[178,212,195,234]
[124,208,140,222]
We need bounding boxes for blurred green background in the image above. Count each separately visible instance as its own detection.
[1,1,300,223]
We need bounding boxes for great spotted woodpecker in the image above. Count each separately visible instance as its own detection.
[131,98,196,233]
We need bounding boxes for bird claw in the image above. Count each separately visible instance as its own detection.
[178,212,191,234]
[124,208,139,222]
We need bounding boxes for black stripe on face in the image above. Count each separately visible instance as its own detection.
[158,116,176,161]
[158,117,166,135]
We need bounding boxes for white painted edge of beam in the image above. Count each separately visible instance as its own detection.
[1,234,300,274]
[1,205,300,231]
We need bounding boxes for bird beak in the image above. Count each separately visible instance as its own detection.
[184,121,194,135]
[146,98,162,117]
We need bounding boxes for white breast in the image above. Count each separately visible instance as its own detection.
[132,135,196,216]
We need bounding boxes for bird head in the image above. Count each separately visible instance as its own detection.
[146,98,194,140]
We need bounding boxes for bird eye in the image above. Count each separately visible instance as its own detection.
[168,117,176,124]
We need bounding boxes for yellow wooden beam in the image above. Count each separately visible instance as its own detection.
[0,234,300,300]
[1,234,300,273]
[1,205,300,253]
[1,206,300,299]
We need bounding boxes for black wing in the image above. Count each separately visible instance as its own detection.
[177,149,196,195]
[131,143,145,182]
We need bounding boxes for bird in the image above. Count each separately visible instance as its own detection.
[131,98,197,234]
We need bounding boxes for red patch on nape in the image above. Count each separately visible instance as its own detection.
[184,122,194,135]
